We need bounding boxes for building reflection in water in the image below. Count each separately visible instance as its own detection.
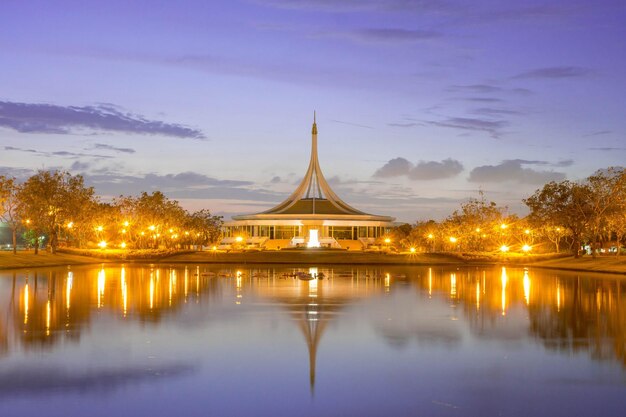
[1,264,626,387]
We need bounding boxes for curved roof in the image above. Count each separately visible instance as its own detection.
[232,114,394,223]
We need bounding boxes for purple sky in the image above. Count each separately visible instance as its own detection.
[1,0,625,222]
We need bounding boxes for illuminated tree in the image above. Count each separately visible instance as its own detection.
[524,180,593,257]
[16,171,96,254]
[443,192,505,252]
[585,168,625,257]
[184,209,223,248]
[0,176,21,254]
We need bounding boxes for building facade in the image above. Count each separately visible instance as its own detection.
[221,115,395,250]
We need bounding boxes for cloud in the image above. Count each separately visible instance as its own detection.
[256,0,449,13]
[408,158,464,180]
[270,176,282,183]
[512,66,592,79]
[0,101,205,139]
[374,157,463,180]
[447,84,503,94]
[83,170,285,202]
[588,147,626,151]
[330,119,374,129]
[583,130,612,137]
[4,146,113,159]
[468,160,566,184]
[70,161,92,171]
[92,143,136,153]
[387,122,421,128]
[347,28,441,43]
[462,97,505,103]
[426,117,508,139]
[373,157,412,178]
[554,159,574,167]
[471,107,524,116]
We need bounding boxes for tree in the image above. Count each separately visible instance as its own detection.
[585,167,625,257]
[17,171,96,254]
[604,169,626,256]
[443,191,505,252]
[524,181,593,258]
[0,176,21,254]
[184,209,223,248]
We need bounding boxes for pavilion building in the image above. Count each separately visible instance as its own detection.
[221,114,395,250]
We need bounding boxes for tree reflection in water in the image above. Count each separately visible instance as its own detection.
[0,264,625,380]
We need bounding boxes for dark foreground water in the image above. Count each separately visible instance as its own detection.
[0,264,625,417]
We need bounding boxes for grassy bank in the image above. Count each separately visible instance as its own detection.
[528,255,626,275]
[2,249,626,275]
[0,250,106,270]
[159,250,462,265]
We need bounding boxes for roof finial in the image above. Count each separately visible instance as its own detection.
[312,110,317,135]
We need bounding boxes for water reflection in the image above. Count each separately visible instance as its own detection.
[0,264,625,411]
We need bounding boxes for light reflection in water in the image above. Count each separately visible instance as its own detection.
[121,267,127,317]
[428,267,432,297]
[2,263,626,415]
[450,273,457,298]
[66,271,73,312]
[184,267,188,300]
[149,272,155,310]
[46,300,51,336]
[97,268,105,308]
[23,282,29,325]
[476,280,480,311]
[501,267,507,316]
[236,270,242,304]
[523,269,530,306]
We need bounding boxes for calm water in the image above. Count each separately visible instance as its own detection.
[0,264,625,416]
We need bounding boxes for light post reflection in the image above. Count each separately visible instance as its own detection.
[523,269,531,306]
[501,267,507,316]
[97,268,105,308]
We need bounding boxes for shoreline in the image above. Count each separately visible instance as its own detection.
[1,250,625,275]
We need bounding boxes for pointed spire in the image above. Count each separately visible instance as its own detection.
[312,110,317,135]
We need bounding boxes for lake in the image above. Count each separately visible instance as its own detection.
[0,263,624,416]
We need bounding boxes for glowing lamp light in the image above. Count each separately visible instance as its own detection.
[212,246,217,251]
[235,236,243,243]
[307,229,320,248]
[500,245,509,252]
[67,222,74,229]
[384,238,391,244]
[123,221,129,227]
[525,229,531,235]
[475,228,481,233]
[427,234,433,239]
[25,219,31,224]
[410,247,416,253]
[96,225,104,232]
[169,228,174,233]
[121,229,127,234]
[449,237,457,243]
[120,242,127,249]
[500,224,507,230]
[98,241,107,249]
[522,244,531,252]
[149,225,156,231]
